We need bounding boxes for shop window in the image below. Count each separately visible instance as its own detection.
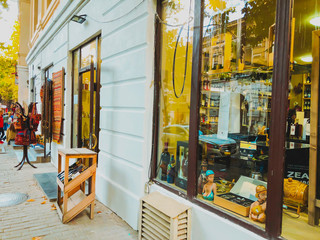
[156,0,194,192]
[282,0,320,239]
[154,0,320,238]
[195,0,276,228]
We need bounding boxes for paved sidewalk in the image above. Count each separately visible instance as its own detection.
[0,145,138,240]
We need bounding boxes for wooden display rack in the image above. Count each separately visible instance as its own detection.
[56,148,97,223]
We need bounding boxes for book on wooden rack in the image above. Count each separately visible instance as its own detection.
[57,160,88,183]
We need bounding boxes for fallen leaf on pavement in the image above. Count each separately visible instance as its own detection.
[51,207,57,210]
[97,211,102,214]
[51,204,55,208]
[27,199,35,202]
[41,201,46,204]
[32,236,44,240]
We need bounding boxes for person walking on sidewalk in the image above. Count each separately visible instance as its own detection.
[0,111,5,140]
[3,113,8,131]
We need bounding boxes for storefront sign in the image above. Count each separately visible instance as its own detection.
[52,68,64,143]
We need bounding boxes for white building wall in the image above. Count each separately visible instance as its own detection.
[17,65,29,106]
[25,0,267,239]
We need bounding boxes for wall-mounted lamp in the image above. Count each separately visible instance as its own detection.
[71,14,87,24]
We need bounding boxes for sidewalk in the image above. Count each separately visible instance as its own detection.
[0,145,138,240]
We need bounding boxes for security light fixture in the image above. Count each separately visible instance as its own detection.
[71,14,87,24]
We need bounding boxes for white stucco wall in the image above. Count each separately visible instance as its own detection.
[17,65,29,106]
[25,0,268,239]
[26,0,153,230]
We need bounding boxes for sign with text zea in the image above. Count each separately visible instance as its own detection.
[52,68,64,143]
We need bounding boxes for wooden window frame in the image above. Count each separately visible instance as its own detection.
[151,0,292,239]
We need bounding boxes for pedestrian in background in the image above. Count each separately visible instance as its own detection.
[8,112,12,126]
[3,113,8,131]
[0,111,5,140]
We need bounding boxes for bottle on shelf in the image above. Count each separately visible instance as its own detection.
[203,81,207,90]
[201,94,205,107]
[210,97,214,107]
[306,74,311,84]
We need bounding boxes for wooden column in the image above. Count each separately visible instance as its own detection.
[309,30,320,226]
[266,0,292,237]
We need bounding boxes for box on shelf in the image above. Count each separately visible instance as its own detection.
[214,176,267,216]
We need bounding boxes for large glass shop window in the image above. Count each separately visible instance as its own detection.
[156,0,194,191]
[282,0,320,239]
[197,0,275,227]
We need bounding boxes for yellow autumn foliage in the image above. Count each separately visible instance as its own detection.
[0,20,19,104]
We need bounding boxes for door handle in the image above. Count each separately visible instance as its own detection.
[91,134,97,150]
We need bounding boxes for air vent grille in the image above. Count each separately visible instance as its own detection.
[139,191,191,240]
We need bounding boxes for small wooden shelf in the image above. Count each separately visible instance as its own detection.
[201,122,218,125]
[200,106,219,109]
[56,148,97,223]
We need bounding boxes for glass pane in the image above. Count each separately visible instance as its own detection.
[72,50,79,147]
[156,0,194,192]
[81,71,91,148]
[93,69,96,135]
[81,40,96,69]
[197,0,276,228]
[282,0,320,238]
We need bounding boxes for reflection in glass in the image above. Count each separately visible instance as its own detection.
[156,0,194,191]
[197,0,276,227]
[81,40,97,68]
[81,71,91,148]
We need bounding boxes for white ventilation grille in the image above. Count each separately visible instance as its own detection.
[139,191,191,240]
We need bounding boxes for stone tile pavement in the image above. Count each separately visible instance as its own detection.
[0,145,138,240]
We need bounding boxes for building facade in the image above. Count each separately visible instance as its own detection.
[17,0,30,107]
[20,0,320,239]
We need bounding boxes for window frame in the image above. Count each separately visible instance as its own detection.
[151,0,293,239]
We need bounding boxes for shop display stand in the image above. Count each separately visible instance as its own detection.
[14,145,37,170]
[56,148,97,223]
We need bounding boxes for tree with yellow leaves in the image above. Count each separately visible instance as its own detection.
[0,0,8,17]
[0,20,19,105]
